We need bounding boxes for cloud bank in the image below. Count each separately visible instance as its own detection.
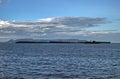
[0,17,119,42]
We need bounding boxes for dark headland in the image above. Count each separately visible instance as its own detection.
[14,39,111,44]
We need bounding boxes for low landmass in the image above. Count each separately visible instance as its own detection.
[12,39,111,44]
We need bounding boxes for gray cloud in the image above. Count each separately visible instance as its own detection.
[49,17,106,27]
[0,0,3,5]
[12,17,106,28]
[0,0,6,6]
[1,16,118,42]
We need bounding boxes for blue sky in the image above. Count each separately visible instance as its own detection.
[1,0,120,20]
[0,0,120,42]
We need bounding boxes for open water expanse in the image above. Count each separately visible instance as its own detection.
[0,43,120,79]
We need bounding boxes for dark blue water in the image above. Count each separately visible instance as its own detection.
[0,43,120,79]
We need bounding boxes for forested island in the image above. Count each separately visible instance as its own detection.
[14,39,111,44]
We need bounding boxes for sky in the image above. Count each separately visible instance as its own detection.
[0,0,120,42]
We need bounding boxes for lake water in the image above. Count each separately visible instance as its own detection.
[0,43,120,79]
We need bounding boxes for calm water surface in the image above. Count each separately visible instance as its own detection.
[0,43,120,79]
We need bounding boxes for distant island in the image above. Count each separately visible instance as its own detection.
[13,39,111,44]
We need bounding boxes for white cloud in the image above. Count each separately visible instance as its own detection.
[91,31,109,34]
[0,20,10,27]
[39,18,54,22]
[56,31,109,36]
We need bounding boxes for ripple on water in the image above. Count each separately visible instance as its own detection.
[0,43,120,79]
